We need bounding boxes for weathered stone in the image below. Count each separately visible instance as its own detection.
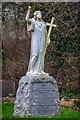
[13,73,60,117]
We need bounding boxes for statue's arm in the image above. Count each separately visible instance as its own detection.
[26,19,31,24]
[25,6,31,24]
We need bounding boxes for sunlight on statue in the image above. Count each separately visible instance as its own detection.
[26,6,57,75]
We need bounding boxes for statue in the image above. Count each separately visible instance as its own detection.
[26,6,57,75]
[13,7,60,117]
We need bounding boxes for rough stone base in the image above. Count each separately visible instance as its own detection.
[13,73,61,117]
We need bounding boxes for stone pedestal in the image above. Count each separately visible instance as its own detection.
[13,73,60,117]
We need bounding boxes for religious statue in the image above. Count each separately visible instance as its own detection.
[13,7,60,117]
[26,6,56,75]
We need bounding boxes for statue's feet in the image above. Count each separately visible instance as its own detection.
[26,70,38,75]
[39,71,49,76]
[26,70,49,76]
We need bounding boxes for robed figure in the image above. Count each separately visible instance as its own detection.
[26,10,50,74]
[26,6,56,75]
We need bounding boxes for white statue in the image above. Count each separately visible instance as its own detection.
[26,6,56,75]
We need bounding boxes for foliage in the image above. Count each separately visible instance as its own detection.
[62,93,80,99]
[62,93,74,98]
[2,99,10,102]
[59,91,80,100]
[2,103,80,118]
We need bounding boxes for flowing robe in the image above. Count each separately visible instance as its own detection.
[27,19,49,73]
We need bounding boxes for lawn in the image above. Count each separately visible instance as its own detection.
[2,103,80,119]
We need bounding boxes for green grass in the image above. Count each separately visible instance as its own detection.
[0,103,2,120]
[2,103,80,119]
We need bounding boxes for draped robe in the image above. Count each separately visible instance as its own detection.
[27,18,49,73]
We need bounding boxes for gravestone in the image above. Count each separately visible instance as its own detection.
[1,80,15,97]
[13,73,60,117]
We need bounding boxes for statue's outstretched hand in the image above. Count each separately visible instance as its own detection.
[28,6,31,10]
[26,6,31,23]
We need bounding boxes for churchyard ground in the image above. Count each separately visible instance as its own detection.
[2,102,80,119]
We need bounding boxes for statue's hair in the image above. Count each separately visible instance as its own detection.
[34,11,42,16]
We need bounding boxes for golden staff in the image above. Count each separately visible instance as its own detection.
[40,0,64,76]
[40,17,56,76]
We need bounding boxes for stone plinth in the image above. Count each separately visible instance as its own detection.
[13,73,60,117]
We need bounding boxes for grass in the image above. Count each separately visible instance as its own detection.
[2,102,80,119]
[0,103,2,120]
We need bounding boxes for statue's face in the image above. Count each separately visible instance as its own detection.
[37,12,42,19]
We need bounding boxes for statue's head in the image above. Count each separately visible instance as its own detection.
[34,12,37,20]
[34,11,42,19]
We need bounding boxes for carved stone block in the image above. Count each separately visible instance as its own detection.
[13,74,60,117]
